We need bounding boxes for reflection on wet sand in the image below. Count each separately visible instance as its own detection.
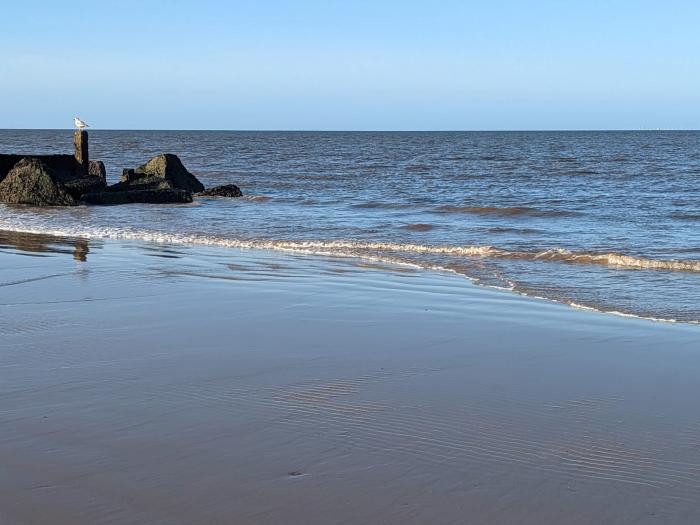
[0,229,93,262]
[72,239,89,262]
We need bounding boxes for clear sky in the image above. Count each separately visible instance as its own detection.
[2,0,699,130]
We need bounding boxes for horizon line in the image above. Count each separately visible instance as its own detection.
[0,128,696,133]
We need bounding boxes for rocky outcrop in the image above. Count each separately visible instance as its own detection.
[1,154,80,183]
[88,160,106,182]
[109,171,173,192]
[0,150,242,208]
[81,188,193,205]
[0,158,76,206]
[61,175,107,200]
[197,184,242,198]
[0,151,107,205]
[81,154,204,205]
[116,154,204,193]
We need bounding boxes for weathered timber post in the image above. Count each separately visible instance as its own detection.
[74,130,88,174]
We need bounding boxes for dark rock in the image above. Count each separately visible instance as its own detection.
[0,152,200,207]
[0,158,76,206]
[0,153,103,204]
[95,154,203,205]
[108,178,173,193]
[197,184,243,198]
[131,154,204,193]
[88,160,106,182]
[81,188,193,205]
[62,175,107,200]
[1,154,80,183]
[120,168,151,184]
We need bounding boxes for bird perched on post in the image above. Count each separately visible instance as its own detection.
[74,117,89,130]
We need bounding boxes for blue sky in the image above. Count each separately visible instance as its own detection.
[1,0,699,130]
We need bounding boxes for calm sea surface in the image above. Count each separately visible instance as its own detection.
[1,130,699,322]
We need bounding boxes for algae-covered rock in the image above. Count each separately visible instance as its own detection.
[131,154,204,193]
[81,188,193,205]
[88,160,107,182]
[0,157,76,206]
[197,184,243,198]
[62,175,107,200]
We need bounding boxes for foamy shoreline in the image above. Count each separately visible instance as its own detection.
[0,221,697,324]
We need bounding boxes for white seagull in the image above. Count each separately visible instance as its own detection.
[74,117,89,130]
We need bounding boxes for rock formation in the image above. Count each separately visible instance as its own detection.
[0,134,242,207]
[81,188,192,205]
[88,160,107,182]
[0,131,106,206]
[198,184,243,198]
[0,158,76,206]
[61,175,107,200]
[81,154,205,205]
[116,154,204,193]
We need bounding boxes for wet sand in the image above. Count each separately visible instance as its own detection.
[1,230,699,524]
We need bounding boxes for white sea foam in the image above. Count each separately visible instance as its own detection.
[1,217,699,274]
[568,302,690,324]
[2,215,699,323]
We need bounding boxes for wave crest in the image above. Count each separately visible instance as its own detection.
[0,218,697,274]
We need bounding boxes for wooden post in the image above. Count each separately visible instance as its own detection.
[74,130,88,174]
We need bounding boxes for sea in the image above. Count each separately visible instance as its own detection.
[1,130,699,323]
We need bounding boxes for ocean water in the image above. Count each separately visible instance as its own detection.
[1,130,699,323]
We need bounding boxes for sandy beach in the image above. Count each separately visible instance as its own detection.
[0,229,698,524]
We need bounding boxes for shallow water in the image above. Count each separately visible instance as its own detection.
[1,130,699,322]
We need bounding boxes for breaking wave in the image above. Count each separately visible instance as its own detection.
[0,217,698,274]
